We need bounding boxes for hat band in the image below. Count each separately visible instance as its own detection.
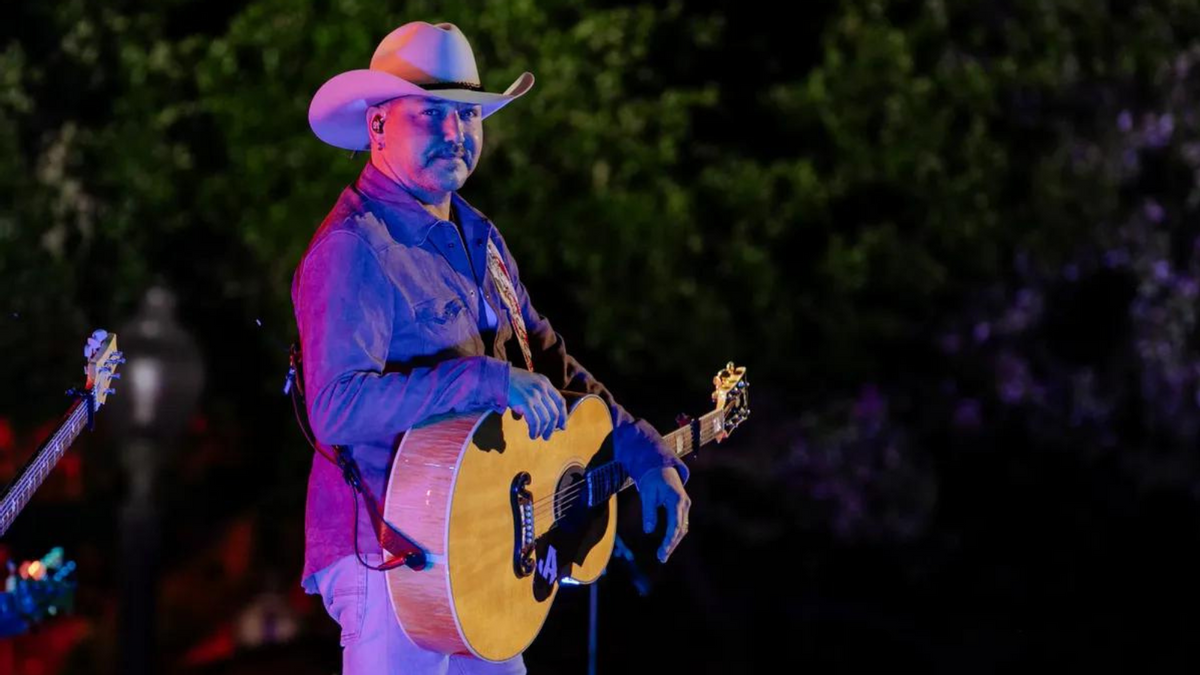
[419,81,483,92]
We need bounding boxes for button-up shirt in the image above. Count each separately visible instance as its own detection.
[291,161,687,590]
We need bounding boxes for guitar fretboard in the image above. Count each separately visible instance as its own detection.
[661,409,727,463]
[584,409,725,507]
[0,400,89,536]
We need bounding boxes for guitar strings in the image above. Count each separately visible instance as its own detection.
[6,402,88,511]
[528,476,600,513]
[529,465,627,520]
[529,476,604,517]
[526,422,713,516]
[525,420,707,512]
[525,417,720,521]
[527,461,623,511]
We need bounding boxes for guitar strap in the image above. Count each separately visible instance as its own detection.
[485,239,535,372]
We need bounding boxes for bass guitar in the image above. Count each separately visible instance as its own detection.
[0,330,122,536]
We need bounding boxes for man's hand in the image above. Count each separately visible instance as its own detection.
[638,467,691,562]
[507,368,567,440]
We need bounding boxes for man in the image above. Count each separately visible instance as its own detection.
[292,20,691,675]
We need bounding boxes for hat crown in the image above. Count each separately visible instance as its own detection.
[308,20,534,150]
[370,22,481,89]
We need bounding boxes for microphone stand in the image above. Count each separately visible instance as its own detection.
[587,533,653,675]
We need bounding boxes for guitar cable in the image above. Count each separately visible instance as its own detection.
[286,344,424,573]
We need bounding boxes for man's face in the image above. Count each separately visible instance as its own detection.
[376,96,483,195]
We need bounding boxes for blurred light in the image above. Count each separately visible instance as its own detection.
[235,591,299,647]
[128,358,164,428]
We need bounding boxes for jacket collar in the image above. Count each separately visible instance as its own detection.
[352,161,496,248]
[353,161,440,246]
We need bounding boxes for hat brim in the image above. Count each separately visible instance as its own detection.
[308,70,534,150]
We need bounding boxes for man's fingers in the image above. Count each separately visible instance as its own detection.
[517,395,541,439]
[550,387,568,430]
[674,496,691,551]
[526,395,549,439]
[642,490,657,534]
[659,499,680,562]
[540,381,566,427]
[659,494,691,562]
[537,389,556,440]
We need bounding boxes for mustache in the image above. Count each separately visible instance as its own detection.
[429,146,467,160]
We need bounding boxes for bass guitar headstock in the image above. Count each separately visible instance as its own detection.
[83,329,122,409]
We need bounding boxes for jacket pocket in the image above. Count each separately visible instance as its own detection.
[414,294,467,323]
[412,294,472,350]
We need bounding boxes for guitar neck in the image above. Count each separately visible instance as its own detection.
[0,399,90,536]
[614,409,725,493]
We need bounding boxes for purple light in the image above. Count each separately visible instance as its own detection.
[953,399,982,429]
[973,322,991,343]
[1144,199,1165,223]
[1118,110,1133,132]
[1154,260,1171,281]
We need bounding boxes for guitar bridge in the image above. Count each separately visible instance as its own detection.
[510,472,536,578]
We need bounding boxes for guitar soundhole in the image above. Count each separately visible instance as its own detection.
[553,465,588,528]
[531,458,611,602]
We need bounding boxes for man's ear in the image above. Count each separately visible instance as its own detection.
[365,104,387,142]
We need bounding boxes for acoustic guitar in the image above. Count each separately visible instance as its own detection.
[380,362,749,661]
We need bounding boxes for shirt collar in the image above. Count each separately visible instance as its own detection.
[352,161,495,247]
[353,161,444,246]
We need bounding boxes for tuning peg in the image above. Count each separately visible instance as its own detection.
[109,373,121,380]
[104,388,117,396]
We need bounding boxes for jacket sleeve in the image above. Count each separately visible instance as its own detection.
[492,233,688,486]
[293,230,510,446]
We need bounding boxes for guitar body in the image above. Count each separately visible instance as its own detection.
[382,394,617,662]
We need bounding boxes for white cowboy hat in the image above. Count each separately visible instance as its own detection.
[308,21,535,150]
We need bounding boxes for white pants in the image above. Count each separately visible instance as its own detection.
[311,554,527,675]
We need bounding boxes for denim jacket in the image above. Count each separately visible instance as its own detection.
[291,162,688,590]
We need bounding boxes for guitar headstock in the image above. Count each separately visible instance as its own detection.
[83,329,122,408]
[712,362,749,441]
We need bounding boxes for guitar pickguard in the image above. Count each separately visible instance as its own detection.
[530,435,614,601]
[472,413,507,453]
